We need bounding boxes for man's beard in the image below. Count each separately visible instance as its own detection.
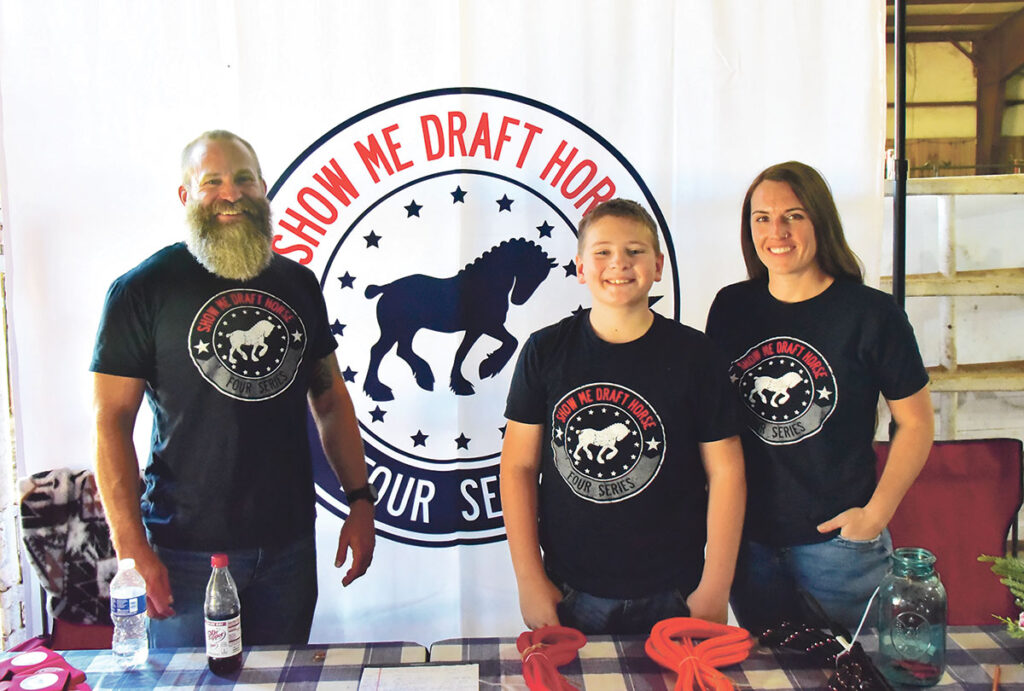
[185,196,274,280]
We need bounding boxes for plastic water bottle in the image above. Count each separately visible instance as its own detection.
[878,547,947,686]
[109,558,148,667]
[205,553,243,675]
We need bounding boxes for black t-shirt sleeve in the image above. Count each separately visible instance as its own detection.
[504,333,546,425]
[304,270,339,362]
[871,299,930,400]
[690,335,743,443]
[90,275,153,378]
[704,290,725,340]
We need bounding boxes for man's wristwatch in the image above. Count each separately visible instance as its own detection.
[345,483,379,506]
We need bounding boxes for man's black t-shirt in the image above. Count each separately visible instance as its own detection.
[91,243,336,551]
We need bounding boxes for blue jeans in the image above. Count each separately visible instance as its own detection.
[150,535,318,648]
[730,531,893,636]
[554,581,691,635]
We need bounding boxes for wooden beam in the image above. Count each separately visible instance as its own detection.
[887,29,985,41]
[926,362,1024,392]
[977,4,1024,81]
[879,268,1024,296]
[973,7,1024,166]
[893,12,1018,26]
[887,0,1024,5]
[883,174,1024,194]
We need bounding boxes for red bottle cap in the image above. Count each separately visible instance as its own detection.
[210,553,229,568]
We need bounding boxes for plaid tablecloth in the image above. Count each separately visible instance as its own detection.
[430,626,1024,690]
[8,641,426,690]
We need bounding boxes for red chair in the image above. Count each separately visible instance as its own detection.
[876,438,1023,625]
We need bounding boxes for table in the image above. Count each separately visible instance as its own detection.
[4,627,1022,689]
[429,626,1024,690]
[30,641,426,690]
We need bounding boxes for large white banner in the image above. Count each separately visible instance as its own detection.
[0,1,885,645]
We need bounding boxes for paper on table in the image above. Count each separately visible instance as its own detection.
[357,663,479,690]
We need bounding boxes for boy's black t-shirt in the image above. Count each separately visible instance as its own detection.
[504,310,741,599]
[705,279,929,546]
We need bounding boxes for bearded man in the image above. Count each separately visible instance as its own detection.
[91,130,376,648]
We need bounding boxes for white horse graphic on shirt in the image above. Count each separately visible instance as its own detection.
[226,319,276,365]
[573,422,630,464]
[749,371,804,407]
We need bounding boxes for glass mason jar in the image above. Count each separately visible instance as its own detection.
[877,547,947,686]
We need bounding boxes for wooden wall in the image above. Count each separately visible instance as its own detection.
[888,137,1024,177]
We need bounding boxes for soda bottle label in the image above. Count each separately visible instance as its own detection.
[111,594,146,616]
[205,616,242,658]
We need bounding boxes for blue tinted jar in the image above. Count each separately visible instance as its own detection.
[877,547,947,686]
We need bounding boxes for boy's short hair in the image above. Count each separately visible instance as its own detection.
[577,198,661,254]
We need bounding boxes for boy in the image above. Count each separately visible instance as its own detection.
[500,198,745,634]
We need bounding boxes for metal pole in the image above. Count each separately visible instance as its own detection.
[890,0,909,440]
[893,0,908,309]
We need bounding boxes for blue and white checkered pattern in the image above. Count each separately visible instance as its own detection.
[430,627,1024,690]
[45,642,425,690]
[3,627,1020,689]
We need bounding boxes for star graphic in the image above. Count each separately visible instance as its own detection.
[455,433,471,449]
[451,186,467,203]
[496,194,514,212]
[499,424,507,438]
[193,340,210,354]
[341,367,357,383]
[730,373,739,383]
[369,406,386,423]
[411,430,428,447]
[563,260,578,277]
[364,230,381,248]
[338,272,356,289]
[818,387,833,400]
[331,321,346,337]
[291,330,304,342]
[646,439,662,452]
[405,200,422,217]
[536,221,554,238]
[555,428,564,439]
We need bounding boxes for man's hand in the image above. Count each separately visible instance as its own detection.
[518,575,562,630]
[686,583,729,624]
[335,499,375,586]
[128,545,176,619]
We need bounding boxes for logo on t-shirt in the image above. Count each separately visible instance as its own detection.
[189,289,306,401]
[728,336,836,445]
[550,383,665,503]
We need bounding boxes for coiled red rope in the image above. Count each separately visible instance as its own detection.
[516,625,587,691]
[645,617,754,691]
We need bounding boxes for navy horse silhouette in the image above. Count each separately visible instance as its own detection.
[363,238,557,401]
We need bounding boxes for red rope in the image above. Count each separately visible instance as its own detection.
[516,626,587,691]
[645,617,754,691]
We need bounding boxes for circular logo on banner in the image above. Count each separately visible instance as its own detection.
[189,289,306,401]
[269,88,677,546]
[728,336,836,445]
[550,383,665,503]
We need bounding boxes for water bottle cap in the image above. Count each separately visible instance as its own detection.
[118,558,136,570]
[210,553,229,568]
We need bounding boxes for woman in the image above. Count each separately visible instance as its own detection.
[705,161,934,634]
